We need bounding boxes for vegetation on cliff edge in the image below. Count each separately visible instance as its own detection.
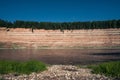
[0,19,120,31]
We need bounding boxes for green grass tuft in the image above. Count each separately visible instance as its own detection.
[88,61,120,78]
[0,60,46,74]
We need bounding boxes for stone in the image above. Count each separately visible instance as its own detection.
[0,65,113,80]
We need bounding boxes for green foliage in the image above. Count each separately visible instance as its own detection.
[0,60,46,74]
[0,19,12,28]
[89,61,120,78]
[0,19,120,30]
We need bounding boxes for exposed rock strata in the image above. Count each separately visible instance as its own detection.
[0,28,120,48]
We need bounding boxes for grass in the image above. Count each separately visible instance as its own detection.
[0,60,46,74]
[88,61,120,78]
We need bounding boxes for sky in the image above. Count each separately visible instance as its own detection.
[0,0,120,22]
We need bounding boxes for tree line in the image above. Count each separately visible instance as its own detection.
[0,19,120,30]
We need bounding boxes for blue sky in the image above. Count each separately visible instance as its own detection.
[0,0,120,22]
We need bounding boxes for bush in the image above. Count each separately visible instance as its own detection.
[0,60,46,74]
[89,61,120,78]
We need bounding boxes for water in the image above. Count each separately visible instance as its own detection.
[0,49,120,65]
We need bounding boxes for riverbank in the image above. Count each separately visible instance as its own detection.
[0,42,120,49]
[0,65,113,80]
[1,61,120,80]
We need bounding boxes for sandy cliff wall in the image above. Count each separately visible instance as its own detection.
[0,28,120,48]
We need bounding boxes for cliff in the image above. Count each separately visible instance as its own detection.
[0,28,120,49]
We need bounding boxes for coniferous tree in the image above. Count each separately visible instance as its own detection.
[0,19,120,30]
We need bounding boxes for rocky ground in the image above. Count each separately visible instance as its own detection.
[0,65,114,80]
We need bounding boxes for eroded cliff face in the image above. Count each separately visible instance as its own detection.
[0,28,120,49]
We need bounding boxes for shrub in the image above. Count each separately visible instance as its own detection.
[0,60,46,74]
[89,61,120,78]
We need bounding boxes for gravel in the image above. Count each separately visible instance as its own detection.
[0,65,113,80]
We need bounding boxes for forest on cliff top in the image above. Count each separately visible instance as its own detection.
[0,19,120,30]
